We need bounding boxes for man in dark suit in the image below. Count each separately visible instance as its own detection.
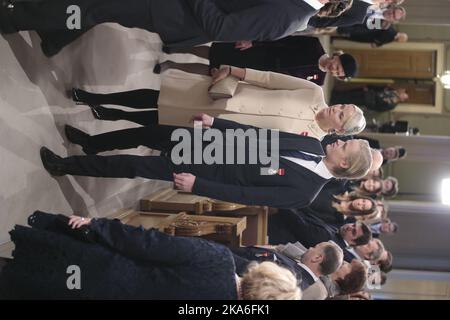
[268,209,372,260]
[0,0,349,56]
[205,36,358,85]
[40,114,373,209]
[232,241,343,291]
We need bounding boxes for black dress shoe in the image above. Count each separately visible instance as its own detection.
[65,125,97,155]
[0,0,17,34]
[40,40,62,58]
[71,88,94,104]
[40,147,67,176]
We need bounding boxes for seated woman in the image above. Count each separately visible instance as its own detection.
[306,191,378,226]
[355,200,388,225]
[71,66,366,139]
[0,211,300,300]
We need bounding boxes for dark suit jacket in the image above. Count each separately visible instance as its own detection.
[308,0,370,28]
[153,0,319,47]
[268,209,343,246]
[231,247,316,290]
[189,118,331,209]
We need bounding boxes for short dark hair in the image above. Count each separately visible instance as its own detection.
[379,251,393,273]
[336,261,367,295]
[392,222,399,233]
[354,222,372,246]
[319,244,343,275]
[339,53,358,79]
[398,147,407,159]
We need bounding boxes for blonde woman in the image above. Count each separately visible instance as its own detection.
[71,66,366,139]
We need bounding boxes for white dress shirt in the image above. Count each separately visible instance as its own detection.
[282,155,334,180]
[298,263,320,283]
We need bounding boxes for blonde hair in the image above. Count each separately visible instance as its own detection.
[240,262,301,300]
[340,105,366,135]
[332,140,372,179]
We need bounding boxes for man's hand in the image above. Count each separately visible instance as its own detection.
[235,40,253,51]
[173,173,196,192]
[191,113,214,127]
[68,215,92,229]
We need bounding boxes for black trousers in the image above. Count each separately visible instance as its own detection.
[79,89,160,126]
[59,153,227,185]
[85,125,181,154]
[10,0,153,31]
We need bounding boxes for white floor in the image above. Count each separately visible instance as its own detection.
[0,24,188,246]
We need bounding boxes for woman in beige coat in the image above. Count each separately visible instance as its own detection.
[72,66,366,139]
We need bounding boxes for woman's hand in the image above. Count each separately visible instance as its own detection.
[191,113,214,127]
[210,66,231,85]
[68,215,92,229]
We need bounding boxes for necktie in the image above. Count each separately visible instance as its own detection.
[280,150,322,164]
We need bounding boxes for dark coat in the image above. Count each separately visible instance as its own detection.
[0,212,238,299]
[155,0,319,47]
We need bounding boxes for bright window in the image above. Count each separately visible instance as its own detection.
[441,179,450,205]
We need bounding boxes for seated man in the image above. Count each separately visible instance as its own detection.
[346,238,385,263]
[302,259,367,299]
[232,241,343,291]
[268,209,372,252]
[40,114,373,209]
[370,219,398,238]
